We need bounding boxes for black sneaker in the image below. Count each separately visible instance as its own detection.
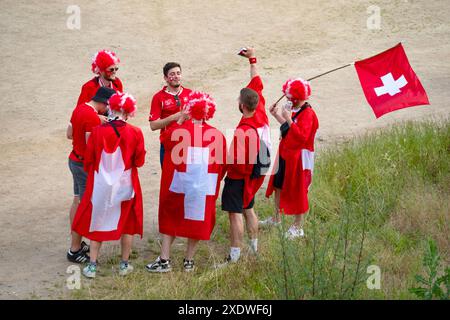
[183,259,195,272]
[67,249,90,263]
[214,255,233,269]
[81,241,90,253]
[145,256,172,273]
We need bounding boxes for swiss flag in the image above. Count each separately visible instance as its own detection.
[158,120,227,240]
[354,43,429,118]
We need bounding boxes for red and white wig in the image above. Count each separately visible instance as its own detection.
[282,78,312,103]
[184,91,216,121]
[108,92,137,118]
[91,50,120,74]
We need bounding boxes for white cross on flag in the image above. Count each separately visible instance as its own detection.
[354,43,429,118]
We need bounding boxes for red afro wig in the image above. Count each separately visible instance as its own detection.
[184,91,216,121]
[282,78,311,102]
[91,50,120,74]
[108,92,137,117]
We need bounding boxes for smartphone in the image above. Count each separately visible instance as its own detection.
[283,101,293,112]
[237,47,247,56]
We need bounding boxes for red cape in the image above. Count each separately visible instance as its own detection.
[72,121,146,241]
[159,120,227,240]
[266,107,318,214]
[76,77,123,107]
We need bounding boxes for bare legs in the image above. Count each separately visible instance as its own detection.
[160,234,199,261]
[69,196,82,252]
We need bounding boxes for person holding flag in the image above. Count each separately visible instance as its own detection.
[220,47,271,265]
[263,78,319,239]
[72,92,146,278]
[146,91,227,273]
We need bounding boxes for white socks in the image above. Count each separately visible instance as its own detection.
[230,240,258,261]
[230,247,241,262]
[250,238,258,253]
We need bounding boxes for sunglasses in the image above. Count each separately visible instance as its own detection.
[174,94,181,107]
[106,67,119,73]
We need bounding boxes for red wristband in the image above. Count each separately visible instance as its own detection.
[249,57,257,64]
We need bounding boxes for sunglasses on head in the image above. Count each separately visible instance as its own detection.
[174,95,181,107]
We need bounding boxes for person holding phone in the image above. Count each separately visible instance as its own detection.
[263,78,319,239]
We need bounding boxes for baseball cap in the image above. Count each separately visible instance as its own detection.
[92,87,116,104]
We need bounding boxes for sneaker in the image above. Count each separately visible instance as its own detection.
[81,241,90,253]
[119,262,134,276]
[183,259,195,272]
[259,216,281,227]
[215,255,238,269]
[82,263,97,278]
[145,256,172,273]
[67,248,90,263]
[285,225,305,239]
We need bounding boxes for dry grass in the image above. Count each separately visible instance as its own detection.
[68,120,449,300]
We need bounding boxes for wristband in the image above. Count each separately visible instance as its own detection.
[249,57,257,64]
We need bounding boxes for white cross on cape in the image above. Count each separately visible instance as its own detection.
[169,146,218,221]
[90,147,135,232]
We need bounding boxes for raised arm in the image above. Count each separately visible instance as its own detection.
[240,47,258,79]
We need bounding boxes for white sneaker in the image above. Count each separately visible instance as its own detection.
[82,263,97,278]
[285,226,305,239]
[145,256,172,273]
[259,216,281,227]
[119,262,134,276]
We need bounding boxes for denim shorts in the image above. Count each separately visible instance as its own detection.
[68,158,87,198]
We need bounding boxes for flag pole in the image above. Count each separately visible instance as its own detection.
[274,62,354,104]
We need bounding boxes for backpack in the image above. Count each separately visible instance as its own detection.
[239,123,271,179]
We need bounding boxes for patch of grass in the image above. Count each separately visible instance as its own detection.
[70,119,449,299]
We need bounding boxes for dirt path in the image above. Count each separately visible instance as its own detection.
[0,0,449,299]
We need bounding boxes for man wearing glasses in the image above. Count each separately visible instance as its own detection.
[149,62,192,167]
[76,50,123,107]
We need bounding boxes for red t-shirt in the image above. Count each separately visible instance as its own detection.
[69,103,101,162]
[227,75,268,180]
[76,77,123,107]
[149,86,192,139]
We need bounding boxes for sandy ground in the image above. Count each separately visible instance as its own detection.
[0,0,449,299]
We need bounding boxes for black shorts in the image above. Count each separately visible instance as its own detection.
[273,156,286,189]
[221,177,255,213]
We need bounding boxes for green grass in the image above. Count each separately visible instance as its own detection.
[69,119,449,300]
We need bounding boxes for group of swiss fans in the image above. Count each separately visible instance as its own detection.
[66,47,318,279]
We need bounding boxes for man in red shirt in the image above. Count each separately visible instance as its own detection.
[149,62,192,167]
[146,92,226,273]
[66,86,116,263]
[76,50,123,107]
[220,47,270,265]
